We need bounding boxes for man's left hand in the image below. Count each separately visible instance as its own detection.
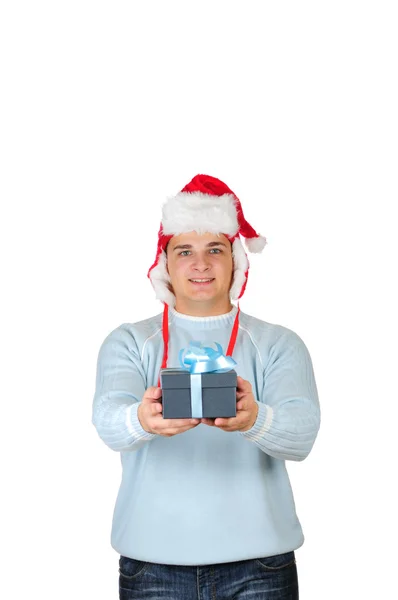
[201,376,259,432]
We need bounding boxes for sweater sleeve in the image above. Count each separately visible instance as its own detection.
[239,330,321,461]
[92,325,157,452]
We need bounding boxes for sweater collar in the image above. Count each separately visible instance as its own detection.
[168,305,238,330]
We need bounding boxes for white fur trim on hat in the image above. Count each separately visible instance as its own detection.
[162,192,239,237]
[229,238,249,300]
[148,251,176,307]
[245,235,267,253]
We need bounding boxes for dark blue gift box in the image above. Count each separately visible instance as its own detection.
[160,368,237,419]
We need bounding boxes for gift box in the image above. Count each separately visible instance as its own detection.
[160,368,237,419]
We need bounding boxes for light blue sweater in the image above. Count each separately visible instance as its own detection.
[92,305,320,565]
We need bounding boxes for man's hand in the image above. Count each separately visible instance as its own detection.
[201,376,259,432]
[137,386,201,437]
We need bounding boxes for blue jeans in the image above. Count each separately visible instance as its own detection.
[119,551,298,599]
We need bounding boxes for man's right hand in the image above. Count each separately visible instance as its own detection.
[137,386,201,437]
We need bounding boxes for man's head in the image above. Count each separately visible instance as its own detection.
[147,174,267,311]
[165,231,234,316]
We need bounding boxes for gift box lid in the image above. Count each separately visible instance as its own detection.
[160,368,237,389]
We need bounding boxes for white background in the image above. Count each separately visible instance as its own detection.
[1,1,397,598]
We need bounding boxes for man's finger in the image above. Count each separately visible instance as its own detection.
[236,376,252,393]
[150,402,163,416]
[215,417,236,427]
[161,418,200,428]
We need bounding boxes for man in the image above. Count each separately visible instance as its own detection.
[92,174,321,599]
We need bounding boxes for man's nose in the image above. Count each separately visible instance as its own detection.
[192,255,211,271]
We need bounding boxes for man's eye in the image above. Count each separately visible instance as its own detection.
[179,250,191,256]
[209,248,221,254]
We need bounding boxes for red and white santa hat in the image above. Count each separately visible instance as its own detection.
[147,174,267,306]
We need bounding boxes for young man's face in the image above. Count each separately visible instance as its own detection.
[166,231,234,316]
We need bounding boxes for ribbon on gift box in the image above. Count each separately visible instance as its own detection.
[178,342,237,418]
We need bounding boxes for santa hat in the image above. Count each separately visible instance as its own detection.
[147,174,267,306]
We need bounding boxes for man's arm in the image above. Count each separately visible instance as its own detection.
[92,325,157,452]
[240,330,321,461]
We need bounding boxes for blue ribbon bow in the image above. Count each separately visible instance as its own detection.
[178,342,237,418]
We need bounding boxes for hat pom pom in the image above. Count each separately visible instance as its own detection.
[244,235,267,253]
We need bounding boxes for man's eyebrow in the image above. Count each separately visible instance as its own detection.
[172,244,193,251]
[172,242,228,251]
[206,242,228,248]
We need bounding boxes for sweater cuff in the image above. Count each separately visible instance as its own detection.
[129,402,158,442]
[239,401,273,442]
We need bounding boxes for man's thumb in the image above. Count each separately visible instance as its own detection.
[143,386,162,402]
[237,376,251,392]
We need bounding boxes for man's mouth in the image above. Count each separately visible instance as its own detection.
[188,278,215,285]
